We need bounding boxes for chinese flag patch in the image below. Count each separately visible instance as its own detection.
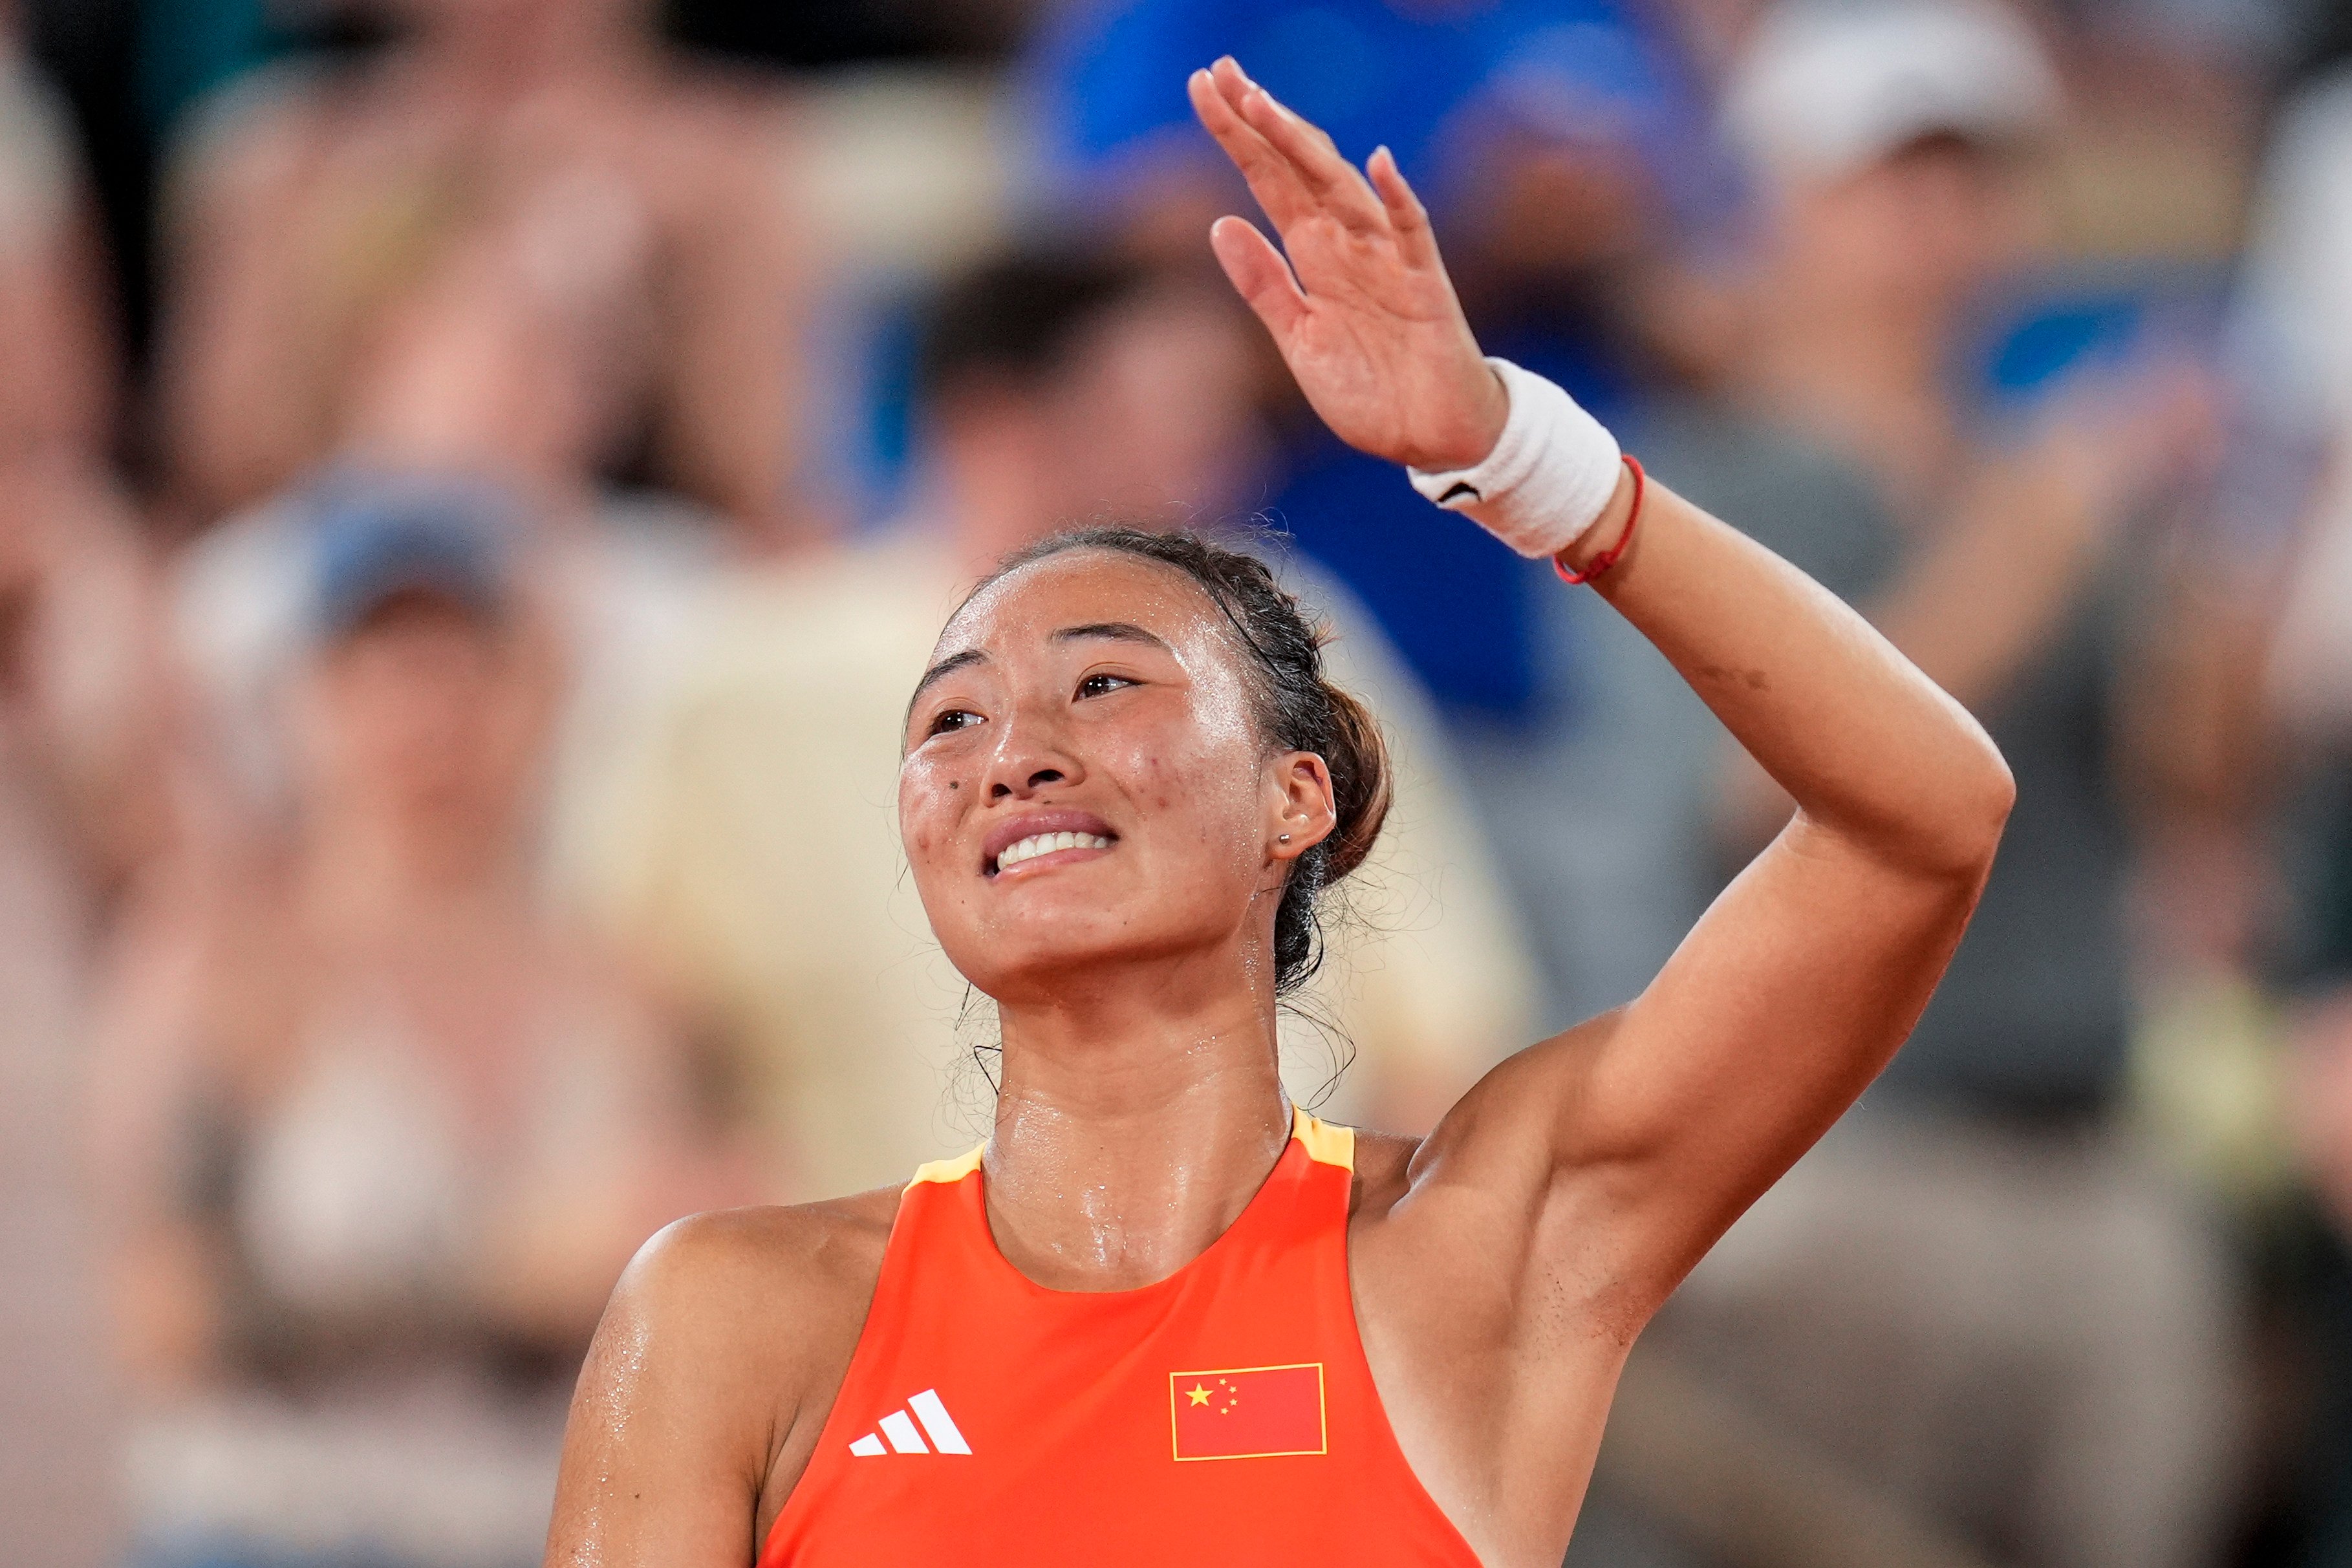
[1169,1364,1326,1460]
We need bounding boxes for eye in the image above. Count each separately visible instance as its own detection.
[925,707,983,738]
[1076,672,1138,700]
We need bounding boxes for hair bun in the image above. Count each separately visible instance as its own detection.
[1314,678,1392,886]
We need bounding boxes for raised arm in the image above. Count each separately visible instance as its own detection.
[1189,59,2010,1307]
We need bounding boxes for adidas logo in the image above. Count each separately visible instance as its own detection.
[847,1389,971,1457]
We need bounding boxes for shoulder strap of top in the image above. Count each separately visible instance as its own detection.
[908,1144,985,1187]
[1292,1106,1355,1172]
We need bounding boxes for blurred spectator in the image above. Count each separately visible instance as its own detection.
[1022,0,1720,719]
[572,243,1540,1197]
[2256,68,2352,749]
[154,0,817,540]
[0,14,166,1565]
[2243,57,2352,1563]
[0,4,114,461]
[0,1,162,877]
[90,497,751,1568]
[170,193,721,890]
[1643,5,2243,1565]
[0,665,127,1568]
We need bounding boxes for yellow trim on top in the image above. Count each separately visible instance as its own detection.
[909,1144,986,1187]
[1292,1106,1355,1171]
[911,1111,1346,1187]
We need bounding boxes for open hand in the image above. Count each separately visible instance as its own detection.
[1188,58,1505,473]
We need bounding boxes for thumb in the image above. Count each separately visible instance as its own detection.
[1210,215,1308,345]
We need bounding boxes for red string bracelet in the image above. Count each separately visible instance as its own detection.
[1554,454,1645,586]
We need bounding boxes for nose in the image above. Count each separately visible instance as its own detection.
[991,767,1063,799]
[981,702,1083,801]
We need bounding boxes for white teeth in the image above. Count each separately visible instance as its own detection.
[993,832,1113,872]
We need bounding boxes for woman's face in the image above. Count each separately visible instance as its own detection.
[1784,135,2040,312]
[899,550,1335,1006]
[297,595,551,848]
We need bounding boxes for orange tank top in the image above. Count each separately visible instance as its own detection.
[759,1108,1480,1566]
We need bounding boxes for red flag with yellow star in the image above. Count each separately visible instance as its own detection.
[1168,1363,1326,1460]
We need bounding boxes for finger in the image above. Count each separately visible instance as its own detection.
[1211,56,1330,164]
[1189,65,1311,222]
[1209,215,1309,344]
[1205,58,1372,228]
[1225,72,1386,230]
[1207,54,1265,124]
[1188,66,1315,228]
[1366,146,1441,272]
[1237,81,1368,204]
[1209,52,1255,98]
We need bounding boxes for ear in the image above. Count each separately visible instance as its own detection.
[1264,749,1337,865]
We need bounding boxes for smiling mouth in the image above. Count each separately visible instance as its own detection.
[989,832,1116,876]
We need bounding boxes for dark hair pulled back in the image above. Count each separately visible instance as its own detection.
[976,527,1392,994]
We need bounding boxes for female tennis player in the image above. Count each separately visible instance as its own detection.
[543,58,2011,1568]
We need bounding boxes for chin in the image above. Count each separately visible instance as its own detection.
[940,908,1227,1005]
[945,927,1143,1002]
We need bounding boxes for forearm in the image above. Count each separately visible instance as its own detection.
[1579,471,2012,875]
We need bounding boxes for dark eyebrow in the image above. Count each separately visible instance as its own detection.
[1052,621,1170,651]
[908,623,1165,717]
[909,647,987,706]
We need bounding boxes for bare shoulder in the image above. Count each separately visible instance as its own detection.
[549,1188,903,1562]
[583,1188,898,1441]
[619,1188,898,1353]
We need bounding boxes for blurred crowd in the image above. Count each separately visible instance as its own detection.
[5,0,2352,1565]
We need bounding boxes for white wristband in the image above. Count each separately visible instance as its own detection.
[1407,358,1623,559]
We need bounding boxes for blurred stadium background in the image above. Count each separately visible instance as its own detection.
[6,0,2352,1564]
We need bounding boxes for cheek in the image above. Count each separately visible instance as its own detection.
[896,756,965,872]
[1101,722,1264,873]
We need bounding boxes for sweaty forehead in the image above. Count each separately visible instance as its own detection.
[931,548,1235,664]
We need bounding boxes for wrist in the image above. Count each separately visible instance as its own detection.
[1406,358,1623,559]
[1551,459,1643,586]
[1408,363,1511,473]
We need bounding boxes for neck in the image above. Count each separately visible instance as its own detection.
[981,954,1293,1291]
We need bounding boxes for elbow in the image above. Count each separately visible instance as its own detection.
[1835,729,2012,884]
[1967,747,2017,865]
[1917,735,2014,883]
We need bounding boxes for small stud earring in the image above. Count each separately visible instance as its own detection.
[1278,833,1292,843]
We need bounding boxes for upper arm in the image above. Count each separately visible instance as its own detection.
[1584,813,1985,1282]
[1418,810,1991,1323]
[544,1215,804,1568]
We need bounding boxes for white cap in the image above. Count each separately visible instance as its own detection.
[1724,0,2062,184]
